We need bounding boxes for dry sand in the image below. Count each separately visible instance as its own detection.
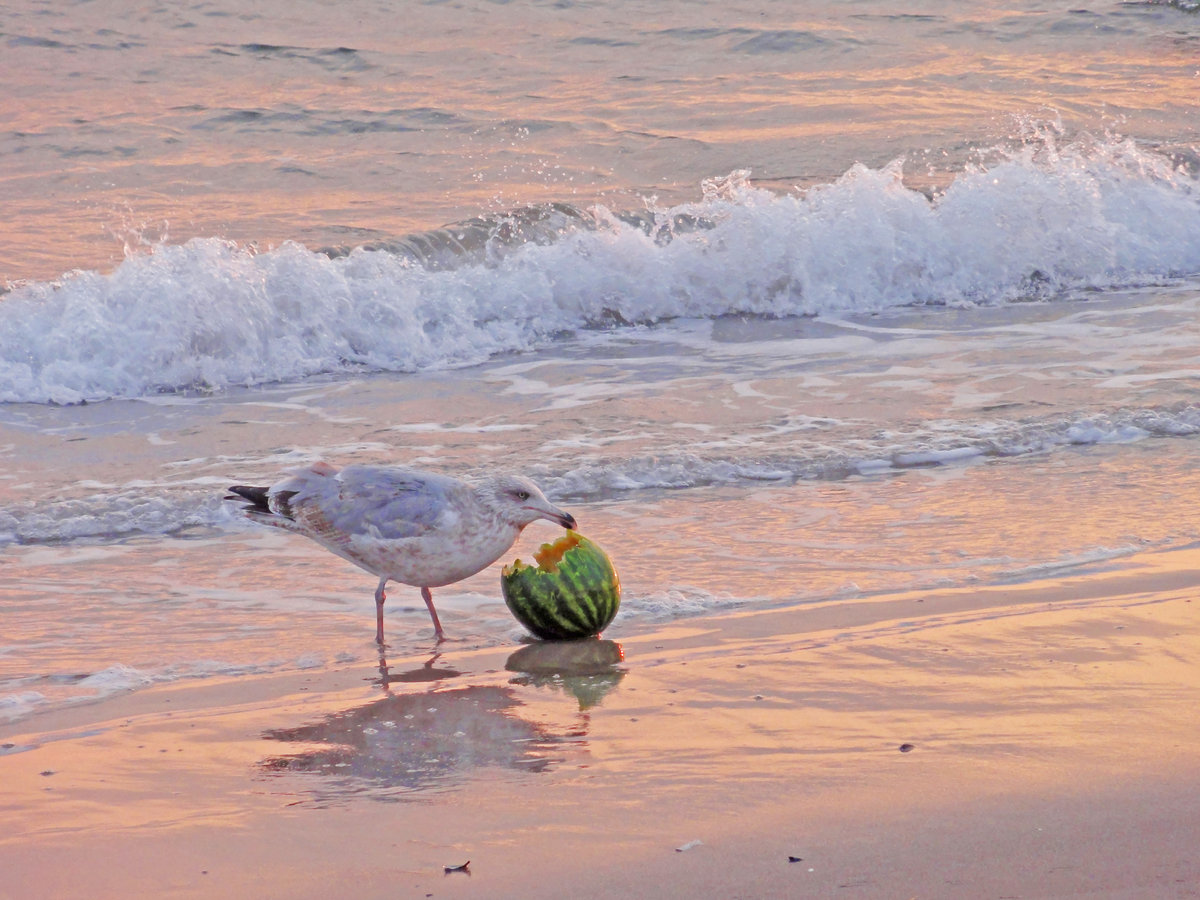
[4,545,1200,899]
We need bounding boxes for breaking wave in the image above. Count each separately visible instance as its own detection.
[1,136,1198,405]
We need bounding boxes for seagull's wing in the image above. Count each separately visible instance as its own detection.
[296,465,463,541]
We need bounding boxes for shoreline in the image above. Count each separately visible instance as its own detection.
[4,545,1200,898]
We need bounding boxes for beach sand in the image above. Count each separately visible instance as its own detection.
[3,544,1199,900]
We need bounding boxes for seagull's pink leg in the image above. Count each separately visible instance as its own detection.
[421,586,446,642]
[374,577,388,646]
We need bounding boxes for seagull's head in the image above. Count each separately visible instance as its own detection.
[482,475,577,531]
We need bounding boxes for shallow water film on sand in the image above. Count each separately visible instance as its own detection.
[3,0,1200,896]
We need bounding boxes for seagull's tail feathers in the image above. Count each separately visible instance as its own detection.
[226,484,270,511]
[225,485,301,527]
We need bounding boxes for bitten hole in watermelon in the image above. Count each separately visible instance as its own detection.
[531,530,583,574]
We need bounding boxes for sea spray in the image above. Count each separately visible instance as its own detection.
[1,137,1198,405]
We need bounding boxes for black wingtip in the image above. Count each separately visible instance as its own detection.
[226,484,270,512]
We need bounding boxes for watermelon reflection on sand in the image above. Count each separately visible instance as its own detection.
[226,462,576,644]
[506,639,626,710]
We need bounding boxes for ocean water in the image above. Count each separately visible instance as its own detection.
[3,0,1200,723]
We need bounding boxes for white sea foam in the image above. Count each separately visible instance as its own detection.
[622,586,750,621]
[541,405,1200,497]
[0,667,161,727]
[1,138,1197,404]
[997,545,1148,581]
[75,663,158,693]
[0,487,230,547]
[0,655,361,727]
[0,691,48,723]
[2,403,1199,545]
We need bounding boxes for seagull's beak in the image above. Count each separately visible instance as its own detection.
[532,503,576,531]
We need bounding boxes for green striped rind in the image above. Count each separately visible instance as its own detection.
[501,532,621,640]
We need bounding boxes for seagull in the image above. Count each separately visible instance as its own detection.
[226,461,576,644]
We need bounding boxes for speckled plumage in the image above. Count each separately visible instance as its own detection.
[227,461,576,643]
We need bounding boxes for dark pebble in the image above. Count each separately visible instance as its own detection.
[788,856,804,863]
[899,743,915,753]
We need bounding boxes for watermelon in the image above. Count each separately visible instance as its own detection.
[501,530,620,640]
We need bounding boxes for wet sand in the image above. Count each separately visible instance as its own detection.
[4,545,1200,899]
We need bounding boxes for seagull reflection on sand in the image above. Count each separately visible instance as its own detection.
[260,685,560,801]
[505,639,625,710]
[372,651,463,688]
[259,641,625,802]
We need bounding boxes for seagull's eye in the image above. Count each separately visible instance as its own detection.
[515,490,530,501]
